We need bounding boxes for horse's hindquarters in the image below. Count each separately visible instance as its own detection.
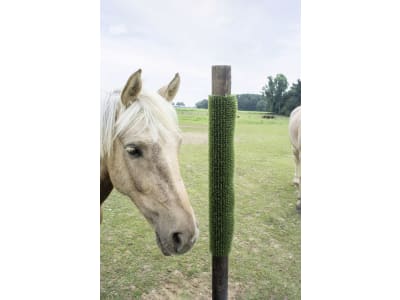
[289,107,301,210]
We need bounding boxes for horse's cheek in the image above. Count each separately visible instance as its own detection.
[114,152,152,196]
[107,152,134,195]
[131,160,153,194]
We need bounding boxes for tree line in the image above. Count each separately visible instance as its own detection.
[195,74,301,116]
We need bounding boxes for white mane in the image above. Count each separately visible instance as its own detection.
[100,89,180,159]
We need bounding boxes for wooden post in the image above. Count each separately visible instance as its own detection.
[211,65,231,300]
[212,65,231,96]
[212,256,228,300]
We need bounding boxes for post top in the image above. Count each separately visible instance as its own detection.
[211,66,231,96]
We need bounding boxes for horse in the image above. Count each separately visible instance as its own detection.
[289,106,301,210]
[100,69,199,256]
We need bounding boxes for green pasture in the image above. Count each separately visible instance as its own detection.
[101,108,301,299]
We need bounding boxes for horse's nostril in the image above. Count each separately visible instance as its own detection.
[172,232,183,250]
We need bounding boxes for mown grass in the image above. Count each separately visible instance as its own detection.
[101,108,300,299]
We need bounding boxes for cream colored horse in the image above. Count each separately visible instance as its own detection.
[100,69,199,256]
[289,106,301,210]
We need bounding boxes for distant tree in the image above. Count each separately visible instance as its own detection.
[237,94,262,111]
[261,74,289,114]
[281,79,301,116]
[195,99,208,109]
[256,99,268,111]
[176,101,186,107]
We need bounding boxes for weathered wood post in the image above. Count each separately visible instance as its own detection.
[209,65,237,300]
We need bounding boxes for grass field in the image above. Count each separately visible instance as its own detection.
[100,108,301,299]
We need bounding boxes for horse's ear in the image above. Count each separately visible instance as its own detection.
[158,73,180,102]
[121,69,142,107]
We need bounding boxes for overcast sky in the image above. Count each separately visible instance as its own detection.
[101,0,300,106]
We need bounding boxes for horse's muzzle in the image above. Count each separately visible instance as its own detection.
[155,226,199,256]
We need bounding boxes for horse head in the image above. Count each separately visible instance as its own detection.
[101,69,199,255]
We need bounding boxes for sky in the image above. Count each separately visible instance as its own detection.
[101,0,300,106]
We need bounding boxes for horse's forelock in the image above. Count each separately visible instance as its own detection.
[100,89,179,160]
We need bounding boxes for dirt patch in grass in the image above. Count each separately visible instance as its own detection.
[141,271,244,299]
[182,132,208,145]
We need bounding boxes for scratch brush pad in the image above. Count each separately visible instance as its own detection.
[209,95,237,256]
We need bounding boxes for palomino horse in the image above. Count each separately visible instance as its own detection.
[100,69,199,256]
[289,106,301,210]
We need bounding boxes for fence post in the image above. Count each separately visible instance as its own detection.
[209,65,237,300]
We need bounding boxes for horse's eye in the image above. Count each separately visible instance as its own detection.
[125,145,142,158]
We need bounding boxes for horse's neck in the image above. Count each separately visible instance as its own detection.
[100,164,113,204]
